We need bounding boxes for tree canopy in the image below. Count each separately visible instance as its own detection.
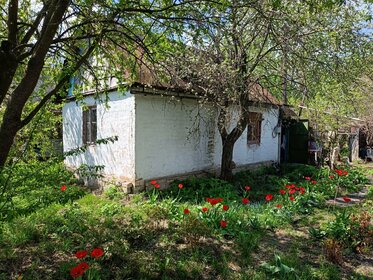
[0,0,371,169]
[0,0,218,166]
[164,0,372,178]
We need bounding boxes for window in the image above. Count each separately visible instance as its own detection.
[82,106,97,144]
[247,112,262,145]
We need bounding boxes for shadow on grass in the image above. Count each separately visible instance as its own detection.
[254,222,373,280]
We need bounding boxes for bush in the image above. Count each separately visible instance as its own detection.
[318,209,373,253]
[234,165,281,195]
[280,163,321,180]
[0,160,86,221]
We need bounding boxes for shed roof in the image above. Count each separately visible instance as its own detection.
[69,80,282,108]
[129,82,282,108]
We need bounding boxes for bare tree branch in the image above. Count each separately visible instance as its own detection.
[7,0,18,45]
[20,3,49,47]
[20,43,97,128]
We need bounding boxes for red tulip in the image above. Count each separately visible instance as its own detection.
[75,250,88,259]
[242,197,250,204]
[220,220,227,228]
[265,194,273,201]
[91,248,104,259]
[78,262,89,272]
[70,265,84,279]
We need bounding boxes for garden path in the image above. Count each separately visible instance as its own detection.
[326,164,372,207]
[326,187,369,207]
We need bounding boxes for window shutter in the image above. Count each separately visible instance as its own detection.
[91,107,97,143]
[82,110,87,144]
[257,114,262,144]
[247,112,262,145]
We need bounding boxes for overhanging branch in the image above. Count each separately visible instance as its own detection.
[20,43,96,128]
[7,0,18,45]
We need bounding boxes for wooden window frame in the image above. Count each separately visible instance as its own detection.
[247,112,262,145]
[82,105,97,145]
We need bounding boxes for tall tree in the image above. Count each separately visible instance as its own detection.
[167,0,371,180]
[0,0,216,167]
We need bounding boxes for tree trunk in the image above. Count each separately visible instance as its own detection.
[0,0,70,168]
[0,48,17,106]
[220,138,235,181]
[217,105,248,181]
[0,116,20,167]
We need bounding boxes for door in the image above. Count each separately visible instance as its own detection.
[288,120,308,163]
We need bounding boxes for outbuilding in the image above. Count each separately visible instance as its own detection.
[63,82,281,192]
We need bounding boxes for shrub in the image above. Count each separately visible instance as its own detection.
[318,210,373,253]
[0,160,85,221]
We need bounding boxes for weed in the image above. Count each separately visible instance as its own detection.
[261,253,298,279]
[310,257,341,280]
[323,238,343,264]
[309,227,327,240]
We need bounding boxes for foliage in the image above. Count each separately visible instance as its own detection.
[367,185,373,199]
[165,0,372,179]
[335,165,369,189]
[309,208,373,260]
[0,133,120,221]
[103,186,125,201]
[280,164,323,181]
[300,52,373,168]
[164,176,239,204]
[74,164,105,182]
[0,160,85,221]
[0,0,219,166]
[234,165,283,195]
[63,136,119,157]
[261,254,297,279]
[0,163,371,279]
[309,227,327,240]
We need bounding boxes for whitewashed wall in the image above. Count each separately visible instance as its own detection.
[134,95,215,179]
[63,91,136,181]
[63,91,279,182]
[213,105,280,167]
[134,95,280,180]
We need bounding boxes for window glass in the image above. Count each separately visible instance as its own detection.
[82,106,97,144]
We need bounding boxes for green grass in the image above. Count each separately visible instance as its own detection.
[0,162,372,279]
[367,185,373,199]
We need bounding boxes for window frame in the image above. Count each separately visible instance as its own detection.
[82,105,97,145]
[247,112,262,145]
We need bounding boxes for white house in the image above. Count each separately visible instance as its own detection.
[63,83,281,192]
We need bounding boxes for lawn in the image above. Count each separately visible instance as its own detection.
[0,161,372,279]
